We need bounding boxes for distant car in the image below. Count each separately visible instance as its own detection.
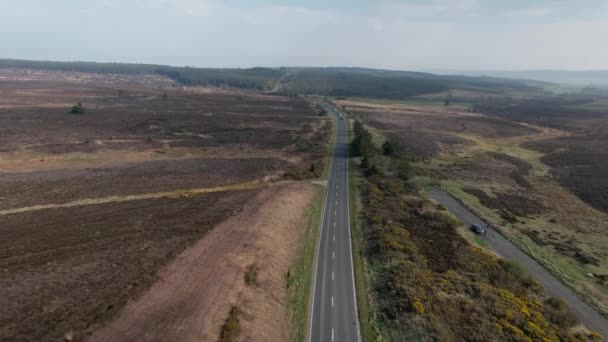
[470,224,485,235]
[339,116,344,120]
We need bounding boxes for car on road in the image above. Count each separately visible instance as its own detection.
[470,224,485,235]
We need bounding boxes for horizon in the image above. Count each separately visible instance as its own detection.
[3,58,608,73]
[2,0,608,71]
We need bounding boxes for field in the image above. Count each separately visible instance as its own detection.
[338,97,608,319]
[346,120,602,341]
[0,68,330,341]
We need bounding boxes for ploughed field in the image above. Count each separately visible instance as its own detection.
[338,98,608,317]
[0,69,329,341]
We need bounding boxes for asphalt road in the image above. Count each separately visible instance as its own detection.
[429,189,608,340]
[309,102,361,342]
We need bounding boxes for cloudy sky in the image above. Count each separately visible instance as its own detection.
[1,0,607,70]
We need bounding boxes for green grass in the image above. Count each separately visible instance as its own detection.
[343,97,473,110]
[567,102,608,111]
[287,185,324,342]
[347,118,378,342]
[320,113,338,180]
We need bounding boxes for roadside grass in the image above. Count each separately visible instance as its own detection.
[287,184,324,342]
[343,97,473,110]
[347,118,378,342]
[320,105,338,180]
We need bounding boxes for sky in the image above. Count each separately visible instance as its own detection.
[1,0,607,70]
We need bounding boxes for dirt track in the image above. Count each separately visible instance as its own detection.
[90,183,316,342]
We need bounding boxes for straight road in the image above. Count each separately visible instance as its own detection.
[309,102,360,342]
[429,189,608,340]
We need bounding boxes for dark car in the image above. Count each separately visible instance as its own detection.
[470,224,485,235]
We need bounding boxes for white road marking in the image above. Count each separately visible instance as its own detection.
[332,296,334,307]
[332,328,335,342]
[333,235,335,241]
[333,251,335,259]
[332,271,334,281]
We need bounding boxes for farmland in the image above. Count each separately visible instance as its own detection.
[0,68,330,341]
[339,96,608,331]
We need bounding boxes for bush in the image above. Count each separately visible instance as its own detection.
[500,259,534,288]
[382,141,395,155]
[543,297,576,328]
[499,210,519,224]
[70,102,86,114]
[219,306,241,342]
[244,263,259,286]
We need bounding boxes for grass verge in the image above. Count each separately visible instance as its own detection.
[347,118,377,342]
[320,105,338,180]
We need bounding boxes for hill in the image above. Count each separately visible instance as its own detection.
[0,59,545,98]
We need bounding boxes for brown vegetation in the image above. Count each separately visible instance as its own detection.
[0,190,258,341]
[351,122,601,341]
[0,69,331,341]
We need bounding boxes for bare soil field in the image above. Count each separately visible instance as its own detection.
[0,69,331,341]
[90,183,317,342]
[343,97,608,317]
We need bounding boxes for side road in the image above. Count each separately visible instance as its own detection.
[428,189,608,339]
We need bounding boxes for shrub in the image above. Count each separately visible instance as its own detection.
[160,142,171,154]
[70,102,86,114]
[244,263,259,286]
[219,306,241,342]
[500,210,519,224]
[500,259,535,288]
[382,141,395,155]
[543,297,576,327]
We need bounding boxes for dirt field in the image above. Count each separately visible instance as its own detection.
[0,69,331,341]
[89,183,317,342]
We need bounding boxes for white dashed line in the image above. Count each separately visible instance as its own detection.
[332,296,334,307]
[332,271,334,281]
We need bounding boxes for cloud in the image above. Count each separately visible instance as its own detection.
[0,0,606,69]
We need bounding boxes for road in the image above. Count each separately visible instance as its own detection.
[429,189,608,340]
[309,101,361,342]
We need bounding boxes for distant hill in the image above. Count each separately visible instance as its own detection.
[431,69,608,86]
[0,59,546,99]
